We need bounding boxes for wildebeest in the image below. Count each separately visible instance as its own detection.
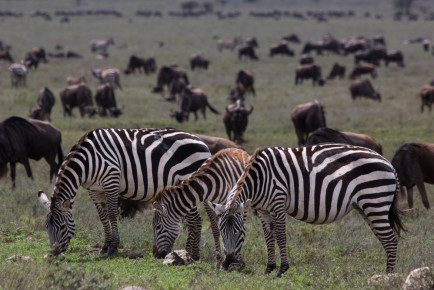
[299,53,314,64]
[354,48,386,66]
[306,127,383,155]
[295,64,322,86]
[302,41,323,55]
[245,37,259,48]
[229,83,246,102]
[327,62,346,79]
[342,38,370,55]
[0,116,63,188]
[269,42,294,57]
[223,99,254,144]
[94,83,122,117]
[29,87,55,121]
[91,68,122,90]
[291,100,326,145]
[385,50,405,67]
[24,47,47,69]
[235,70,255,96]
[66,50,84,58]
[124,55,157,75]
[238,44,258,60]
[90,37,114,53]
[0,49,14,63]
[194,133,244,155]
[153,65,189,93]
[349,78,381,102]
[169,80,220,123]
[60,83,96,118]
[420,85,434,112]
[391,142,433,209]
[190,53,210,70]
[282,33,300,43]
[66,75,86,86]
[349,63,378,79]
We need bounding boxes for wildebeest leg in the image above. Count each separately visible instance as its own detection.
[45,155,58,183]
[89,191,112,254]
[22,158,33,180]
[415,182,431,209]
[194,111,199,121]
[407,186,414,209]
[251,86,256,96]
[10,162,16,189]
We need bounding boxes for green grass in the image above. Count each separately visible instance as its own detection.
[0,0,433,289]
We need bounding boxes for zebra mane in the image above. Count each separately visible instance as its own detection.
[50,131,90,207]
[229,147,263,209]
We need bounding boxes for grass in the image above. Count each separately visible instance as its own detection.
[0,0,433,288]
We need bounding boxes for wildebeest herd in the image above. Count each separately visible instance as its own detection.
[0,3,433,284]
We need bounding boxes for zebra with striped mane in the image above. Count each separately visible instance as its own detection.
[91,68,122,90]
[152,148,249,265]
[38,128,211,256]
[90,37,114,53]
[211,144,405,277]
[9,63,28,88]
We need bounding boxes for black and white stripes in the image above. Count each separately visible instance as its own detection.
[91,68,122,89]
[9,63,28,87]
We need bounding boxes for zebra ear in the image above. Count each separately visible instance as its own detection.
[238,199,251,214]
[38,191,51,211]
[152,202,167,217]
[207,201,226,216]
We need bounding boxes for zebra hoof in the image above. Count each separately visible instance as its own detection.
[99,246,108,254]
[276,264,289,278]
[264,263,277,274]
[107,247,118,256]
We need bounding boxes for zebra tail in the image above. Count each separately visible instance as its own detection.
[389,176,407,238]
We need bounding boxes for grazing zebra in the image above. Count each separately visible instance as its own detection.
[91,68,122,90]
[38,128,211,256]
[211,144,405,277]
[152,148,249,265]
[9,63,28,87]
[90,37,114,53]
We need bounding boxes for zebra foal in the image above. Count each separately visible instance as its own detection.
[152,148,249,265]
[38,128,211,256]
[211,144,405,277]
[9,63,28,88]
[91,68,122,90]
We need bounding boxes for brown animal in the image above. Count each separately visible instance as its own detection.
[190,53,210,71]
[299,54,314,65]
[349,78,381,102]
[194,133,243,154]
[94,83,122,117]
[327,62,346,79]
[153,65,189,93]
[306,128,382,155]
[66,75,86,86]
[217,37,243,52]
[0,49,14,63]
[282,33,300,43]
[236,70,255,96]
[60,83,95,118]
[354,48,386,66]
[349,63,377,79]
[229,83,246,102]
[238,45,258,60]
[223,99,254,144]
[295,64,322,86]
[0,116,63,189]
[66,50,84,58]
[124,55,156,74]
[291,100,326,146]
[391,142,433,209]
[245,37,259,48]
[420,85,434,112]
[385,50,405,67]
[302,41,323,55]
[269,42,294,57]
[29,87,55,121]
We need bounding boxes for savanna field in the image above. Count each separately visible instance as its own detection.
[0,0,433,288]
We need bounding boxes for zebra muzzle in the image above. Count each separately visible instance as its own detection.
[222,253,239,270]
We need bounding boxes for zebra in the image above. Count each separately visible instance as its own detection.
[91,68,122,90]
[152,148,249,266]
[9,63,28,87]
[90,37,114,53]
[210,144,405,277]
[37,128,211,256]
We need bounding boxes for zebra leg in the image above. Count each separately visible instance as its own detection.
[105,191,120,255]
[89,192,111,254]
[184,209,203,261]
[272,209,289,277]
[355,205,398,274]
[203,202,222,268]
[257,210,277,274]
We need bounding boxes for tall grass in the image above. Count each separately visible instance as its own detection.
[0,0,433,288]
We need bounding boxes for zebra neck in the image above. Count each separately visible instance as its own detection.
[53,157,85,204]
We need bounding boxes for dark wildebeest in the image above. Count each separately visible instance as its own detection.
[236,70,255,96]
[327,62,346,79]
[342,39,369,55]
[302,41,323,55]
[0,49,14,63]
[0,116,63,189]
[60,83,96,118]
[195,133,244,155]
[153,65,189,93]
[245,37,259,48]
[124,55,157,75]
[291,100,326,146]
[94,83,122,117]
[26,47,47,63]
[282,33,301,44]
[168,79,220,123]
[66,50,84,58]
[238,44,258,60]
[306,128,383,155]
[420,85,434,112]
[295,64,322,86]
[391,142,433,209]
[190,53,210,71]
[354,48,386,66]
[29,87,55,121]
[349,78,381,102]
[223,99,254,144]
[385,50,405,67]
[349,63,378,79]
[269,42,294,57]
[299,53,314,64]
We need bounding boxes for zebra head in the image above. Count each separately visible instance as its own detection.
[38,191,75,256]
[210,199,251,270]
[152,201,181,259]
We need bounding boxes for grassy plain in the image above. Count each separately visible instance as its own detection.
[0,0,433,289]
